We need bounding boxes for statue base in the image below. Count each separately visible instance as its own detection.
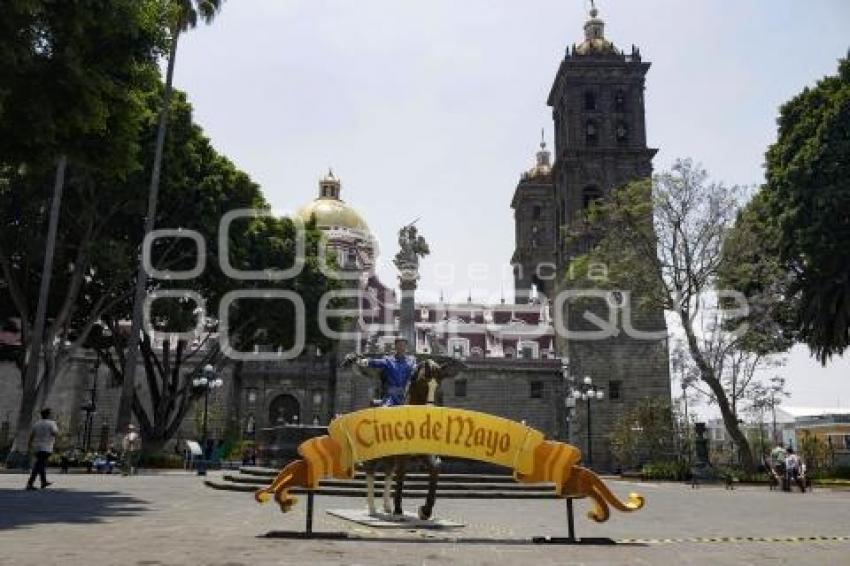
[327,508,464,529]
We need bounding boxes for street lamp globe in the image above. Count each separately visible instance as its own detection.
[583,376,592,386]
[596,389,605,400]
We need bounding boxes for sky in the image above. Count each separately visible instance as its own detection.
[170,0,850,415]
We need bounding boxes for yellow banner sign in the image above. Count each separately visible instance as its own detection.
[255,406,644,524]
[329,406,546,475]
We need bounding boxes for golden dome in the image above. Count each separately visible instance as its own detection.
[296,169,371,235]
[522,131,553,181]
[575,3,618,56]
[296,197,370,234]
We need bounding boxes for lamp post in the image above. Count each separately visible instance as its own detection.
[568,375,604,469]
[193,364,223,476]
[81,359,100,453]
[560,360,575,443]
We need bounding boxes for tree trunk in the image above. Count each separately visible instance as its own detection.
[681,314,756,472]
[117,31,181,432]
[6,375,38,468]
[6,157,67,467]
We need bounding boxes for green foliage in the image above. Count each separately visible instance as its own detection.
[710,464,768,484]
[0,1,338,459]
[809,466,850,481]
[0,0,167,172]
[609,397,677,471]
[800,434,831,471]
[641,460,690,481]
[733,55,850,363]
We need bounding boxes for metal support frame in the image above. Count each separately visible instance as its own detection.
[305,492,314,536]
[566,497,576,541]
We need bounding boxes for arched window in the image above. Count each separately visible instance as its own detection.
[614,89,626,111]
[582,186,603,210]
[448,337,470,359]
[584,91,596,111]
[268,394,300,426]
[585,120,598,146]
[616,122,629,144]
[532,205,541,220]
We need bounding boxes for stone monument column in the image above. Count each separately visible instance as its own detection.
[393,222,430,347]
[398,278,417,346]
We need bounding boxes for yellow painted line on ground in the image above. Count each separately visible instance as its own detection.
[615,535,850,545]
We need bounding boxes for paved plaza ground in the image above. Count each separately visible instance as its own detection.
[2,471,850,565]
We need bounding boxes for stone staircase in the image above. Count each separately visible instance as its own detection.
[205,465,560,499]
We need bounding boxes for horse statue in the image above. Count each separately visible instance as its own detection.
[343,352,463,520]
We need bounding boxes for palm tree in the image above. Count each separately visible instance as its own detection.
[117,0,225,432]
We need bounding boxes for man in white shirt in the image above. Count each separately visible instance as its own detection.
[785,448,806,492]
[26,407,59,490]
[122,424,141,476]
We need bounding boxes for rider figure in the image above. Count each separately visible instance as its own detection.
[358,337,417,407]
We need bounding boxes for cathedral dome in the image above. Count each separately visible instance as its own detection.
[295,169,378,271]
[295,170,371,236]
[296,197,371,234]
[521,132,553,181]
[575,4,618,56]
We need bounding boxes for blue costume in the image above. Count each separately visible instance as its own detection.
[367,355,417,407]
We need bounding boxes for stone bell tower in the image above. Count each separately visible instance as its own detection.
[548,3,670,471]
[511,132,557,303]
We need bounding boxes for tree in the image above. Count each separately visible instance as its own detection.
[119,0,225,433]
[746,376,789,456]
[609,397,677,472]
[734,55,850,363]
[0,0,167,465]
[568,159,780,472]
[673,324,786,425]
[82,90,339,455]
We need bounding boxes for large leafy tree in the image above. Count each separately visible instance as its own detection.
[80,90,339,455]
[734,55,850,363]
[0,0,167,465]
[567,160,784,472]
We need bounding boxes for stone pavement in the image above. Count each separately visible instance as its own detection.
[1,471,850,565]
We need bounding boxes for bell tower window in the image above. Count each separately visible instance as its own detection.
[616,122,629,144]
[582,186,602,210]
[585,120,598,146]
[584,91,596,111]
[614,89,626,112]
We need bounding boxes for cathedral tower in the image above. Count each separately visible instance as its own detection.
[511,133,557,303]
[547,3,670,470]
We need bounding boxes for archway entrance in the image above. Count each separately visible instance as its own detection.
[269,394,300,425]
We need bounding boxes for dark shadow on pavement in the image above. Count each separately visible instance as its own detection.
[261,531,644,546]
[0,488,149,530]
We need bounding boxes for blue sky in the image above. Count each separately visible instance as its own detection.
[171,0,850,413]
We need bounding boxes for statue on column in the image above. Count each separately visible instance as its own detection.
[393,222,430,286]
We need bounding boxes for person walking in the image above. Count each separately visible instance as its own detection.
[25,408,59,491]
[122,424,141,476]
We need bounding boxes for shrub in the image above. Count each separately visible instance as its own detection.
[641,460,689,481]
[809,466,850,480]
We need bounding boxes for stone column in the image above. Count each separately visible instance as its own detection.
[398,278,417,346]
[393,223,429,348]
